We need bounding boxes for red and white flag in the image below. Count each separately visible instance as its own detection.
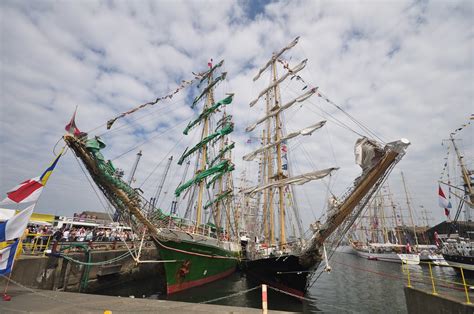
[65,107,81,136]
[0,178,43,205]
[0,150,63,205]
[438,185,452,217]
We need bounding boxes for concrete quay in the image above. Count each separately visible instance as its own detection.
[1,286,295,314]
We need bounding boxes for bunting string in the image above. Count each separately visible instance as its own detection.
[106,59,227,130]
[106,77,200,130]
[449,113,474,136]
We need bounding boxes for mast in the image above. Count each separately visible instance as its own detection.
[245,36,333,250]
[379,194,389,243]
[449,135,473,221]
[386,184,403,244]
[127,150,143,185]
[401,171,419,247]
[170,160,190,215]
[261,129,269,243]
[194,75,214,227]
[272,59,286,249]
[266,90,276,246]
[152,155,173,208]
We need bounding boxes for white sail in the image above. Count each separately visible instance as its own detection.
[246,88,318,132]
[253,36,300,81]
[242,167,338,195]
[243,121,326,161]
[249,59,307,107]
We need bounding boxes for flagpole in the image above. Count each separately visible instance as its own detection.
[2,236,24,301]
[2,222,30,300]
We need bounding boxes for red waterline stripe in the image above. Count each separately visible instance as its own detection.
[167,267,235,294]
[155,239,239,260]
[247,270,305,297]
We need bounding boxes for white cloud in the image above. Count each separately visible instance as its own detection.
[0,0,472,232]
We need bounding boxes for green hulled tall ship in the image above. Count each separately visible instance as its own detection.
[64,60,240,294]
[156,60,240,293]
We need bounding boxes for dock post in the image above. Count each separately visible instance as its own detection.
[428,263,438,295]
[262,284,268,313]
[460,267,471,304]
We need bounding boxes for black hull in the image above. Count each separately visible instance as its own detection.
[442,253,474,277]
[244,255,318,296]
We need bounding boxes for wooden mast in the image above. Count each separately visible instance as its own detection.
[386,184,403,244]
[195,72,214,228]
[266,89,276,246]
[215,118,226,232]
[272,58,286,249]
[261,129,269,243]
[379,194,389,243]
[401,171,419,246]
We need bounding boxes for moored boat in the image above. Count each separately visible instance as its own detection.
[241,36,410,296]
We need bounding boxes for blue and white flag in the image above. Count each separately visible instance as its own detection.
[0,239,20,275]
[0,204,35,242]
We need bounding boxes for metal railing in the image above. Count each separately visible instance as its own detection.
[21,234,53,256]
[403,261,472,304]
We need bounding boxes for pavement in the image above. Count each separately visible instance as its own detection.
[1,287,296,313]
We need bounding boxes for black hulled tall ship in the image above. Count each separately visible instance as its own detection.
[241,37,410,296]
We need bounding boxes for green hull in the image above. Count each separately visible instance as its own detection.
[156,238,239,294]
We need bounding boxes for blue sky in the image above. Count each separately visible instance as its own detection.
[0,0,472,230]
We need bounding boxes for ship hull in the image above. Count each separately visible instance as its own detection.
[355,249,420,265]
[443,253,474,276]
[155,235,239,294]
[244,255,316,297]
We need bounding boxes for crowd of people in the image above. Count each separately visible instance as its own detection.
[26,224,137,244]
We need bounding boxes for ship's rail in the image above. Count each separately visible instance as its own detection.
[403,261,473,304]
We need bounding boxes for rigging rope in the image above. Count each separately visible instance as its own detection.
[277,58,386,143]
[111,113,193,161]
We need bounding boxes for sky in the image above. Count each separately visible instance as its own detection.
[0,0,472,231]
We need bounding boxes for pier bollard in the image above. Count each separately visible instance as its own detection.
[262,284,268,314]
[460,267,471,304]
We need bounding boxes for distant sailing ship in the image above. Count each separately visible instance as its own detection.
[64,60,241,294]
[438,119,474,275]
[350,191,420,265]
[240,37,410,296]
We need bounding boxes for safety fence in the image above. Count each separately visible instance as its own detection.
[402,261,473,305]
[20,237,155,257]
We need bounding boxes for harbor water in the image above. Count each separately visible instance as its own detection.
[96,249,470,313]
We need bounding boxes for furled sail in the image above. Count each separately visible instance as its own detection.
[209,142,235,166]
[178,123,234,165]
[249,59,307,107]
[246,88,318,132]
[184,94,234,135]
[253,36,300,81]
[197,59,224,88]
[175,159,233,197]
[206,163,235,188]
[354,137,385,173]
[204,190,233,209]
[242,167,339,195]
[192,72,227,108]
[243,121,326,161]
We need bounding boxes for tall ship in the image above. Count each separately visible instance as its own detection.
[438,119,474,275]
[64,60,240,294]
[350,191,420,265]
[240,37,410,296]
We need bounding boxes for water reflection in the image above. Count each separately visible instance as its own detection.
[94,250,471,313]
